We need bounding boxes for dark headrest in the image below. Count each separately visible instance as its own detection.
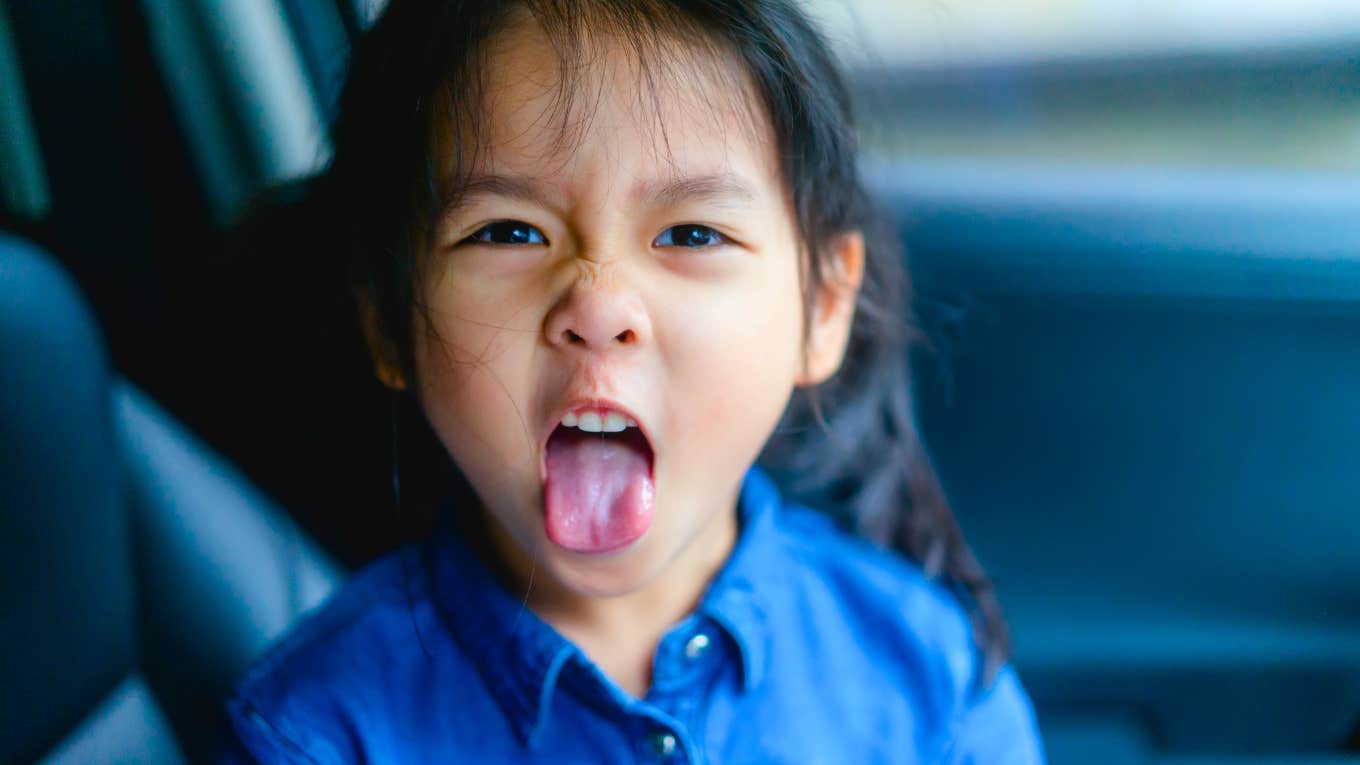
[0,234,134,762]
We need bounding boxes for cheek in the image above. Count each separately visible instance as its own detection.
[657,253,805,459]
[413,269,545,488]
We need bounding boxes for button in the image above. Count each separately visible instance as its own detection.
[648,730,677,758]
[683,632,710,661]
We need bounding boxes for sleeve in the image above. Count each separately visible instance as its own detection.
[939,665,1047,765]
[220,695,325,765]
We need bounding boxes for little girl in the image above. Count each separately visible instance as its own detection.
[224,0,1044,762]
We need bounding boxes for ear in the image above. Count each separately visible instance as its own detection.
[797,230,865,387]
[359,296,408,391]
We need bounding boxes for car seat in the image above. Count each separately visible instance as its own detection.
[0,231,344,763]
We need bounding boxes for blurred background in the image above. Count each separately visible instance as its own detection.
[2,0,1359,762]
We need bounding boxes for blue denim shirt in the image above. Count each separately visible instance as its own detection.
[223,468,1044,763]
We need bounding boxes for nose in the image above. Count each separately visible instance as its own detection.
[544,281,651,352]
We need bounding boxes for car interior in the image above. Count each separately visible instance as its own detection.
[2,1,1358,763]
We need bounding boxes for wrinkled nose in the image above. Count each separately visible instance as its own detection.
[544,283,651,352]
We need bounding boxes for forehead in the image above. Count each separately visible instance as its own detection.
[459,11,780,197]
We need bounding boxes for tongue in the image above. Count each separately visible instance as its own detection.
[544,428,654,554]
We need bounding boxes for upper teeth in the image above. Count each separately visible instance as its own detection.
[562,411,637,433]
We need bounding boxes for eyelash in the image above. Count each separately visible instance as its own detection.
[459,221,732,250]
[653,224,731,249]
[461,221,548,246]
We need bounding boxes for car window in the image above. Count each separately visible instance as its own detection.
[810,0,1360,172]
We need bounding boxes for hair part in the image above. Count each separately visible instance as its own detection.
[329,0,1010,682]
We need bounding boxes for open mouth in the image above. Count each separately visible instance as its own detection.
[542,408,656,555]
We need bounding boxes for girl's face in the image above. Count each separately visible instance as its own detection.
[384,16,860,600]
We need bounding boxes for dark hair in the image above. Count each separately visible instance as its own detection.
[326,0,1009,681]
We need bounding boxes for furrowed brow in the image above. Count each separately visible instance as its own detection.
[442,171,759,217]
[644,172,759,209]
[437,173,562,227]
[455,173,549,206]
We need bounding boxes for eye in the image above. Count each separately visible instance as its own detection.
[653,224,730,249]
[462,220,548,246]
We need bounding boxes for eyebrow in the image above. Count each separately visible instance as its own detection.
[643,172,759,209]
[451,171,760,211]
[457,174,549,206]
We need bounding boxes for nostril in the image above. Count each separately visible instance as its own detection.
[556,327,637,347]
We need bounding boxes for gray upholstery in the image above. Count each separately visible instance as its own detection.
[37,677,188,765]
[0,232,345,764]
[118,382,343,763]
[1,235,135,760]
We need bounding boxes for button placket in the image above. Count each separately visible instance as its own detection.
[648,729,678,759]
[641,623,720,762]
[683,632,710,661]
[653,621,717,693]
[634,708,690,763]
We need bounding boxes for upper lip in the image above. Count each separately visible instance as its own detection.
[540,397,655,478]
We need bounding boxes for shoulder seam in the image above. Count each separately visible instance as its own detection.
[238,553,412,692]
[238,697,327,765]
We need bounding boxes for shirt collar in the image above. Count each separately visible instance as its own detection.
[425,520,577,748]
[694,465,782,692]
[425,466,785,746]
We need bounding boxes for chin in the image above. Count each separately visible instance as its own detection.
[540,533,668,599]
